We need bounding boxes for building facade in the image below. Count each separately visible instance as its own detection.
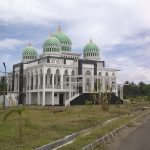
[7,26,118,106]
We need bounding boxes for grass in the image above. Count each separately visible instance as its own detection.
[0,105,144,150]
[59,111,145,150]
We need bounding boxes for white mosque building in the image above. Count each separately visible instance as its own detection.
[7,26,120,106]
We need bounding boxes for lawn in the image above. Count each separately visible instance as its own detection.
[0,105,141,150]
[59,111,144,150]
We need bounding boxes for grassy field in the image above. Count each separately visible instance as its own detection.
[59,111,144,150]
[0,105,143,150]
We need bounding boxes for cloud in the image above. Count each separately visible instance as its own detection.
[0,0,150,83]
[0,38,25,52]
[118,68,150,84]
[0,38,26,75]
[103,31,150,83]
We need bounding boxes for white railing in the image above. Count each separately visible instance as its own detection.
[45,85,52,89]
[63,85,69,89]
[65,93,80,106]
[54,85,61,89]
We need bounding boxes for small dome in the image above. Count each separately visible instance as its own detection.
[83,39,100,60]
[22,44,37,61]
[53,26,72,52]
[43,35,61,53]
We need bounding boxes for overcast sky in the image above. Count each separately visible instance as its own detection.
[0,0,150,83]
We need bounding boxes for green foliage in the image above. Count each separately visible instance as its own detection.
[59,110,142,150]
[123,81,150,100]
[3,107,26,140]
[0,105,139,150]
[85,100,93,112]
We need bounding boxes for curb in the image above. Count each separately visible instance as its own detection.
[35,116,122,150]
[35,108,144,150]
[81,110,150,150]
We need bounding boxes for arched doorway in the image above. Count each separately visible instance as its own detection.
[85,70,91,92]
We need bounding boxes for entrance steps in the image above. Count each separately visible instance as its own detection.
[65,93,80,106]
[6,93,18,106]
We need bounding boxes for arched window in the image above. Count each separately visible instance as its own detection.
[85,70,91,75]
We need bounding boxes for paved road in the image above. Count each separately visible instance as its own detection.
[107,116,150,150]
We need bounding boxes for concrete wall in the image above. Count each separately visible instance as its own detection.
[54,93,59,105]
[45,92,52,105]
[31,93,38,104]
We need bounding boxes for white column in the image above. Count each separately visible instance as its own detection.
[29,92,31,105]
[102,77,105,92]
[52,70,55,105]
[42,67,45,106]
[69,76,71,98]
[61,74,63,90]
[82,76,85,92]
[116,84,118,96]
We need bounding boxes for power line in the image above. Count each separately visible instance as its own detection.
[119,64,150,71]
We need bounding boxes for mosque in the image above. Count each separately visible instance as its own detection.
[7,26,120,106]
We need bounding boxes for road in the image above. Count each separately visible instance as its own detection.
[107,115,150,150]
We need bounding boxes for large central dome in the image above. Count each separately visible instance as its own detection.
[53,26,72,52]
[43,35,62,53]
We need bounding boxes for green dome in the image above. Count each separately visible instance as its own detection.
[53,26,72,52]
[83,39,100,59]
[22,44,37,60]
[43,36,61,52]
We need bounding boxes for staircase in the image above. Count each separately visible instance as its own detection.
[69,92,123,105]
[65,93,80,106]
[6,93,18,106]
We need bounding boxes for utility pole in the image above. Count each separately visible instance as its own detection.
[3,62,6,109]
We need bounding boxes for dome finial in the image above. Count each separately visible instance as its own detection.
[57,25,61,32]
[28,42,32,46]
[90,38,92,43]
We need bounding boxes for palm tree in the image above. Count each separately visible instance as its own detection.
[3,107,25,140]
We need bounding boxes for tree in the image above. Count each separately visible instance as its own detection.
[3,107,26,140]
[91,80,111,112]
[123,81,150,101]
[100,85,112,112]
